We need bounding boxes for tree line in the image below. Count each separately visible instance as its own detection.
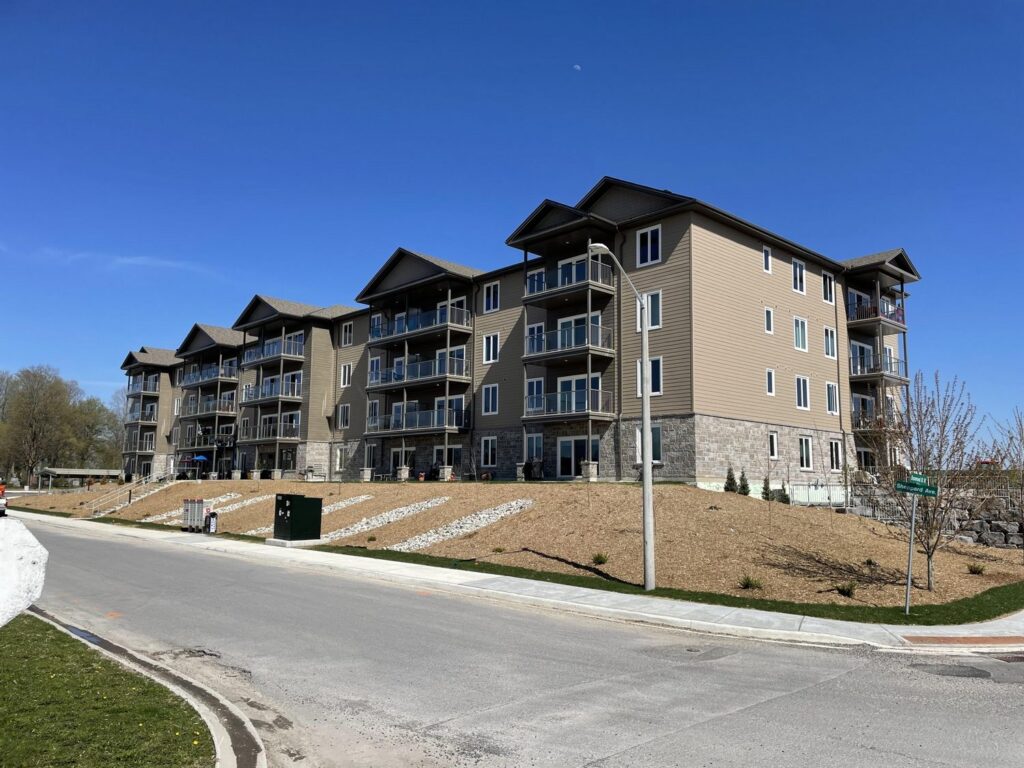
[0,366,125,484]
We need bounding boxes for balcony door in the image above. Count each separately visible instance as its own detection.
[557,436,599,478]
[850,341,873,374]
[526,378,544,414]
[433,444,462,470]
[557,255,587,286]
[557,313,599,350]
[390,448,415,472]
[848,287,871,317]
[557,374,600,413]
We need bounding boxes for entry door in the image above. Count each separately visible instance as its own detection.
[557,437,600,478]
[433,445,463,469]
[393,356,405,383]
[527,323,545,355]
[526,379,544,414]
[558,375,600,413]
[850,341,873,374]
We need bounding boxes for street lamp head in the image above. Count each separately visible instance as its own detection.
[587,242,613,257]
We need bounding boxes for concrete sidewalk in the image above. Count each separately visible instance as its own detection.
[13,509,1024,653]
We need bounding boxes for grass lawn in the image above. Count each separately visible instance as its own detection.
[0,614,215,768]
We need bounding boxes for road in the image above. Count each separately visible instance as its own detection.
[24,519,1024,768]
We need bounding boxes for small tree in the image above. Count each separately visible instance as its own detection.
[761,475,771,501]
[993,407,1024,565]
[777,481,790,505]
[862,372,988,591]
[724,466,738,493]
[738,470,750,496]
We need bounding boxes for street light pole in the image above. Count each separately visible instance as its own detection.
[588,241,655,591]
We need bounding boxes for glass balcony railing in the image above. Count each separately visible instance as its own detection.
[524,323,613,356]
[365,408,469,433]
[369,306,472,341]
[525,258,614,296]
[126,409,159,423]
[127,380,160,394]
[183,398,237,416]
[241,381,302,403]
[524,389,614,417]
[242,339,305,365]
[368,355,468,386]
[181,365,239,386]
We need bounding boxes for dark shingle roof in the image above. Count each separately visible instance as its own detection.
[195,323,245,347]
[407,250,483,279]
[257,295,324,318]
[135,346,181,366]
[842,249,905,270]
[306,304,361,320]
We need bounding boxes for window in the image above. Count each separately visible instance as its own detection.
[635,424,663,463]
[526,433,543,461]
[483,333,500,364]
[369,313,382,337]
[171,426,179,446]
[481,436,497,467]
[768,431,779,460]
[339,363,352,388]
[823,326,837,359]
[766,368,775,396]
[482,383,499,415]
[636,356,663,396]
[826,382,839,415]
[526,268,544,294]
[795,375,810,410]
[341,321,354,347]
[764,307,774,334]
[483,281,500,313]
[792,258,806,294]
[636,224,662,267]
[636,291,662,331]
[335,446,344,472]
[175,368,183,385]
[173,397,181,416]
[822,271,835,304]
[763,245,772,273]
[799,436,813,470]
[337,403,350,429]
[367,399,380,429]
[793,317,808,351]
[829,439,843,472]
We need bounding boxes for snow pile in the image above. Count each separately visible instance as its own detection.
[389,499,534,552]
[321,497,450,543]
[0,519,48,628]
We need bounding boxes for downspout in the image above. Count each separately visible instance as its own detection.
[832,273,848,506]
[472,279,481,472]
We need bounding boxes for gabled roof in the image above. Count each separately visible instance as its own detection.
[306,304,361,321]
[843,248,920,282]
[176,323,245,356]
[232,294,324,330]
[575,176,694,215]
[356,248,481,303]
[120,346,181,371]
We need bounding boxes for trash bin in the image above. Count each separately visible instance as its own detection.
[273,494,322,541]
[207,511,218,534]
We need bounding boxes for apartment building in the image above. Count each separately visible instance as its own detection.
[120,346,182,479]
[121,177,920,490]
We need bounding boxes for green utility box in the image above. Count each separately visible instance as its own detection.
[273,494,322,541]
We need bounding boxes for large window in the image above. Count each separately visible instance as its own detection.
[792,258,806,294]
[826,382,839,415]
[824,326,837,359]
[636,291,662,331]
[341,321,354,347]
[796,376,810,410]
[483,333,500,364]
[822,271,835,304]
[636,356,663,396]
[482,383,499,415]
[799,436,813,470]
[635,424,663,463]
[483,281,500,313]
[526,433,543,461]
[481,436,497,467]
[764,307,774,334]
[636,224,662,267]
[793,317,808,351]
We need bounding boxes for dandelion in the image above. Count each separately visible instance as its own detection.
[193,740,199,746]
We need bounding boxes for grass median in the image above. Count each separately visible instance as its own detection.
[0,614,215,768]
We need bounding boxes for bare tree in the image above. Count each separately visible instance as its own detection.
[862,371,987,591]
[992,407,1024,564]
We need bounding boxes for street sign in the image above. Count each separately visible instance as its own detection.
[909,472,928,486]
[896,480,938,497]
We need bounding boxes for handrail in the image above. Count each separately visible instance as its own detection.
[525,257,614,296]
[365,407,469,433]
[369,306,472,341]
[181,365,239,385]
[183,398,237,416]
[242,339,305,364]
[127,380,160,394]
[368,355,468,386]
[524,323,613,355]
[524,388,614,416]
[850,354,907,378]
[847,301,906,324]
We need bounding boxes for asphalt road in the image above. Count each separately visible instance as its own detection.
[25,520,1024,768]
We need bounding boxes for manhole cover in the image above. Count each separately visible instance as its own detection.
[909,663,991,679]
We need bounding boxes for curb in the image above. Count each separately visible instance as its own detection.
[28,606,266,768]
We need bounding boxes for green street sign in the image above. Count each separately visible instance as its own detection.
[896,480,939,497]
[909,472,928,486]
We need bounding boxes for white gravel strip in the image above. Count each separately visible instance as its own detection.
[389,499,534,552]
[210,494,275,516]
[244,494,375,536]
[141,493,241,523]
[321,497,450,543]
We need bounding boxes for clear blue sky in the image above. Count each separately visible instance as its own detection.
[1,1,1021,421]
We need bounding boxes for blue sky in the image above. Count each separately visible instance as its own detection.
[1,1,1021,421]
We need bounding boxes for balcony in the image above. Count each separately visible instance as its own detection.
[851,408,900,431]
[847,299,907,331]
[523,323,614,362]
[523,257,615,307]
[365,408,470,435]
[125,408,159,424]
[181,365,239,387]
[178,433,232,449]
[127,380,160,396]
[238,422,302,441]
[850,354,908,381]
[241,381,303,404]
[242,339,305,366]
[123,439,156,453]
[369,306,472,345]
[182,398,237,417]
[522,389,615,422]
[367,355,470,391]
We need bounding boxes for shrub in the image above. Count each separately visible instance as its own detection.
[864,558,878,568]
[836,581,857,598]
[761,476,771,501]
[968,562,986,575]
[775,481,791,505]
[367,535,376,542]
[492,547,505,554]
[592,552,609,565]
[738,470,750,496]
[724,467,738,493]
[739,574,763,590]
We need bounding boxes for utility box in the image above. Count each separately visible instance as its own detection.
[273,494,322,541]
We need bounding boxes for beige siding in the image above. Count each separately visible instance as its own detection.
[690,213,849,433]
[333,313,369,438]
[474,270,524,427]
[618,211,693,417]
[303,324,334,441]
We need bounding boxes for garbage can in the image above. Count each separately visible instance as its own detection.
[273,494,322,541]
